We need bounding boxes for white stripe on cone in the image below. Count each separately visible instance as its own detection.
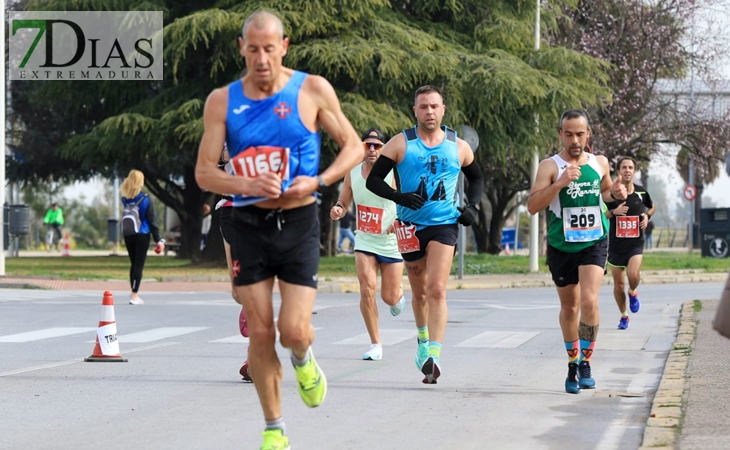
[100,305,116,323]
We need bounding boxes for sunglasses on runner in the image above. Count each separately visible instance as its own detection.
[363,142,383,150]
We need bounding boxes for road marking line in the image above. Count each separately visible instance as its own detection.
[627,370,658,395]
[594,398,645,450]
[113,327,208,343]
[0,342,178,377]
[332,329,416,346]
[596,333,650,351]
[210,327,323,343]
[0,327,96,342]
[483,304,559,310]
[455,331,540,348]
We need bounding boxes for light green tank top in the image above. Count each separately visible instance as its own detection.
[350,162,401,259]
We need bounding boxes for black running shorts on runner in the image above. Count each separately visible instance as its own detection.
[228,202,320,288]
[607,244,644,268]
[546,238,608,288]
[219,206,234,244]
[402,224,459,263]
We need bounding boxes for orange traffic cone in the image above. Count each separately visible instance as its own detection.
[504,243,511,256]
[85,291,128,362]
[61,234,71,257]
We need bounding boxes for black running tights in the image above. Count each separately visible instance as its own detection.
[124,233,150,293]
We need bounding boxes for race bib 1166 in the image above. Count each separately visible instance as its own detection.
[231,146,289,180]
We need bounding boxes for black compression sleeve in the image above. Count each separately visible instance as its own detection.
[366,155,398,200]
[462,159,484,205]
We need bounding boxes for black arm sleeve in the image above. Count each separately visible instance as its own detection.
[145,196,162,243]
[366,155,398,200]
[461,159,484,205]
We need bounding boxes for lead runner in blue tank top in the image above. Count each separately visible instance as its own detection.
[194,10,363,450]
[367,85,484,385]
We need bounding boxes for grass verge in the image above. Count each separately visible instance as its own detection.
[3,251,727,281]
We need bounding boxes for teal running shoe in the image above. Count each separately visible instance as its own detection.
[578,361,596,389]
[415,338,429,370]
[565,362,580,394]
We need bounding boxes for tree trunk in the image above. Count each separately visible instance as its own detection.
[176,167,204,259]
[473,209,488,253]
[318,184,340,256]
[487,202,507,254]
[198,196,226,266]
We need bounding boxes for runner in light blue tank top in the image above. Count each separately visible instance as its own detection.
[365,85,484,385]
[395,126,461,229]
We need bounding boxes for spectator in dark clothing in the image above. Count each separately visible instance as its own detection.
[121,169,164,305]
[338,210,356,253]
[645,220,655,249]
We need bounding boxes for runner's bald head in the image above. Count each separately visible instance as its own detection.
[242,11,284,40]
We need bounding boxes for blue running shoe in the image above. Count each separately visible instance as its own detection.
[421,356,441,384]
[578,361,596,389]
[565,362,580,394]
[629,290,640,313]
[415,338,429,370]
[617,316,630,330]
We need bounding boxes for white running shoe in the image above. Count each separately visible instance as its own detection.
[363,344,383,361]
[129,296,145,305]
[390,295,405,316]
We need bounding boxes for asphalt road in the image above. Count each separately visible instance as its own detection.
[0,282,723,450]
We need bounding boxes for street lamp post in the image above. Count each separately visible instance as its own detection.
[529,0,541,272]
[457,125,479,279]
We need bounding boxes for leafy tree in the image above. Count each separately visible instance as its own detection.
[10,0,613,259]
[552,0,730,172]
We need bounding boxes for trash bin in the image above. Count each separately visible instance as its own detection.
[107,218,119,242]
[700,208,730,258]
[8,204,30,235]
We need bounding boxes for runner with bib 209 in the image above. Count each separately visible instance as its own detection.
[527,109,627,394]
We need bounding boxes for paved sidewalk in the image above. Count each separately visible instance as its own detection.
[1,269,728,449]
[1,269,727,294]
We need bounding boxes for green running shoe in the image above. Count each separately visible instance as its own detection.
[415,338,429,370]
[292,349,327,408]
[260,429,290,450]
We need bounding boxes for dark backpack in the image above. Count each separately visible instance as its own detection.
[122,195,147,236]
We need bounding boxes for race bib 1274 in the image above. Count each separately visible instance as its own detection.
[357,204,384,234]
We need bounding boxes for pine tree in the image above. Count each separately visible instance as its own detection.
[10,0,612,257]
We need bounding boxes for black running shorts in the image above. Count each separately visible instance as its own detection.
[402,224,459,263]
[607,244,643,268]
[219,206,234,244]
[546,238,608,288]
[228,202,320,288]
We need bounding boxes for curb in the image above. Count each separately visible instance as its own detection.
[639,300,697,449]
[319,273,730,294]
[0,282,44,290]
